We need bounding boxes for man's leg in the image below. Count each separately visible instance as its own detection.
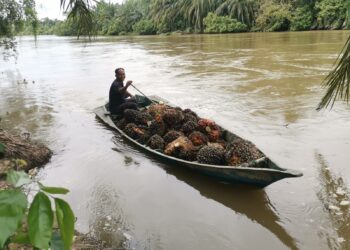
[117,102,138,114]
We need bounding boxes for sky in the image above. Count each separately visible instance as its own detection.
[35,0,124,20]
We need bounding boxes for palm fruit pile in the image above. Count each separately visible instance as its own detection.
[115,103,264,166]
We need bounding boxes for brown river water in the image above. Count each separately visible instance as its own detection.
[1,31,350,249]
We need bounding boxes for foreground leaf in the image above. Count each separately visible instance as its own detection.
[0,189,27,248]
[28,192,53,249]
[6,170,31,187]
[39,183,70,195]
[50,231,65,250]
[55,198,75,250]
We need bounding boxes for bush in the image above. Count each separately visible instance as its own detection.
[132,19,157,35]
[315,0,347,29]
[291,6,314,31]
[204,13,248,33]
[53,20,78,36]
[107,19,123,35]
[255,1,292,31]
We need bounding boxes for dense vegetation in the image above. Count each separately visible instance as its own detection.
[20,0,349,36]
[0,0,37,58]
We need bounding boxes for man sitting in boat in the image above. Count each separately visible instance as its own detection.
[109,68,138,115]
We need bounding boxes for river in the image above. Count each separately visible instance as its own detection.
[1,31,350,249]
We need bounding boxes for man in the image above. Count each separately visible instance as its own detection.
[109,68,138,115]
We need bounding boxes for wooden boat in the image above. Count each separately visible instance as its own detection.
[94,95,302,188]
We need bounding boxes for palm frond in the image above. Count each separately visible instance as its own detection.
[60,0,96,38]
[317,35,350,110]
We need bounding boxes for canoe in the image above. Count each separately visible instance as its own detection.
[94,95,302,188]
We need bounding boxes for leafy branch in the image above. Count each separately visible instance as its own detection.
[0,170,75,250]
[317,34,350,110]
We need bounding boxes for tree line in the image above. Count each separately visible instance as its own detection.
[22,0,349,36]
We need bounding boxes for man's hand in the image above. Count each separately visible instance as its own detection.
[126,80,133,87]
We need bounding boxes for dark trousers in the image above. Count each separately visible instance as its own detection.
[111,98,138,115]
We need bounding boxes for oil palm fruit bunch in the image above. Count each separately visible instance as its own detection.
[123,123,148,144]
[148,104,168,118]
[183,108,198,118]
[164,136,195,160]
[197,119,221,142]
[147,134,165,151]
[149,115,166,136]
[183,113,198,124]
[207,141,226,150]
[188,131,208,146]
[124,109,152,126]
[163,130,184,144]
[181,121,198,135]
[162,109,184,128]
[116,118,127,130]
[197,145,225,165]
[197,119,217,131]
[225,138,264,166]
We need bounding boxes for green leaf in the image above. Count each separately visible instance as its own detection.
[10,232,30,244]
[50,231,65,250]
[28,192,54,249]
[6,170,31,187]
[39,183,70,195]
[55,198,75,250]
[0,189,27,248]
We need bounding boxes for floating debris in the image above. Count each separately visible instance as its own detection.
[328,205,340,211]
[336,188,346,196]
[340,200,350,206]
[123,232,132,241]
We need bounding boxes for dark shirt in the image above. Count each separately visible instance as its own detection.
[109,79,126,114]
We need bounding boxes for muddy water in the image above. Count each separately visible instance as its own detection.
[1,31,350,249]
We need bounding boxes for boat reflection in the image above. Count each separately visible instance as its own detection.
[152,159,298,250]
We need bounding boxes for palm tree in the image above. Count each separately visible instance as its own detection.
[150,0,180,31]
[60,0,95,37]
[215,0,256,27]
[178,0,218,32]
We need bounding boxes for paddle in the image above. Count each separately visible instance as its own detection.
[130,83,157,105]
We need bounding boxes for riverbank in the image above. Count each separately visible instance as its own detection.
[0,130,52,187]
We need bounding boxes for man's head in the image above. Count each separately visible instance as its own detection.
[115,68,125,81]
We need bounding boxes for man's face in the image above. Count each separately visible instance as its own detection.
[116,69,126,81]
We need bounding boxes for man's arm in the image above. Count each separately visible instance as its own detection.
[117,80,133,95]
[126,90,133,97]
